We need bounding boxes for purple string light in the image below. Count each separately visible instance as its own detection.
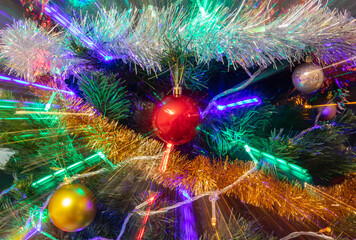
[44,4,113,61]
[0,74,73,95]
[179,190,198,240]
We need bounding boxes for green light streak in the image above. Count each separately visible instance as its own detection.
[0,105,17,109]
[19,134,35,138]
[40,231,58,240]
[45,92,57,111]
[20,107,45,110]
[153,92,162,101]
[333,71,354,78]
[244,145,258,164]
[0,105,45,110]
[0,117,28,120]
[276,158,287,165]
[31,151,114,188]
[67,161,83,170]
[244,144,312,183]
[33,175,52,186]
[98,151,115,168]
[53,169,65,176]
[31,153,103,188]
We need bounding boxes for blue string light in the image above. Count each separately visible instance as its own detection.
[217,97,261,111]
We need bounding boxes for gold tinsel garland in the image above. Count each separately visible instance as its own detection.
[37,90,356,222]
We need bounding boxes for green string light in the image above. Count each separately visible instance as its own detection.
[244,145,312,183]
[45,92,57,111]
[31,152,110,188]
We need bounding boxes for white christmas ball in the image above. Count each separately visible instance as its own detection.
[292,63,324,94]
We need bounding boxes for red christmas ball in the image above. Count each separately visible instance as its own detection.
[152,95,201,145]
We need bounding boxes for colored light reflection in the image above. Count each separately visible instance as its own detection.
[179,190,197,240]
[217,97,261,111]
[62,198,72,207]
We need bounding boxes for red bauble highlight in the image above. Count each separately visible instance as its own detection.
[152,95,201,145]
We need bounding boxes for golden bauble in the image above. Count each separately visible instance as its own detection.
[48,184,97,232]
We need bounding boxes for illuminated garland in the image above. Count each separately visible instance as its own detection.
[69,0,356,71]
[34,90,356,222]
[15,0,356,72]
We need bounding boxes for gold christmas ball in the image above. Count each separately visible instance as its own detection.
[48,184,96,232]
[292,63,324,94]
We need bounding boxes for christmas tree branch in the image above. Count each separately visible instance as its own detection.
[29,89,356,223]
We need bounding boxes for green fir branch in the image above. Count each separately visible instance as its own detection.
[78,72,131,122]
[260,110,356,184]
[199,98,275,160]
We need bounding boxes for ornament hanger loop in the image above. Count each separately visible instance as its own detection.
[170,61,185,97]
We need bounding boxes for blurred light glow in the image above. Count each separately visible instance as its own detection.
[159,143,173,172]
[31,152,104,188]
[0,74,73,95]
[62,198,72,207]
[217,97,261,111]
[44,4,113,61]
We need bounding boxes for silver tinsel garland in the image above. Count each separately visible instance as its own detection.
[0,20,69,82]
[71,0,356,72]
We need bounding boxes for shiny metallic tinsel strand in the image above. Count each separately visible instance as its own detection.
[72,0,356,72]
[0,20,71,82]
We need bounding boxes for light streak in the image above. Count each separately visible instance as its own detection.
[0,74,73,95]
[159,143,173,172]
[305,183,356,212]
[45,92,57,111]
[179,190,197,239]
[244,145,312,183]
[0,117,54,120]
[44,4,113,61]
[117,167,257,238]
[31,152,107,188]
[305,102,356,109]
[280,231,334,240]
[15,111,92,116]
[136,194,157,240]
[216,97,261,111]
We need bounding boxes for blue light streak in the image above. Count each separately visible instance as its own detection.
[44,4,113,61]
[217,97,261,111]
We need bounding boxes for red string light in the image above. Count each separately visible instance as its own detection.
[159,143,173,172]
